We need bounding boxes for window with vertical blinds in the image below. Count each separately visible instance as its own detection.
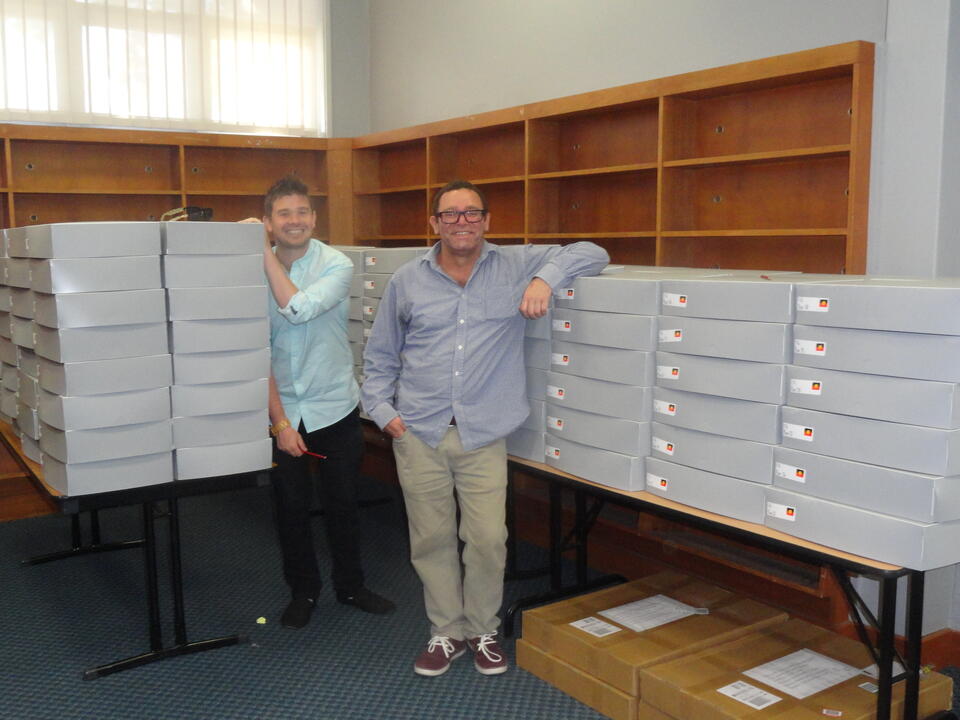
[0,0,328,136]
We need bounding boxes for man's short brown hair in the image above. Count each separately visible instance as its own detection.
[431,179,487,215]
[264,175,311,216]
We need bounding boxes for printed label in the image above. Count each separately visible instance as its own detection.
[794,339,827,356]
[545,445,560,459]
[657,365,680,380]
[551,352,570,367]
[659,328,683,343]
[783,422,815,442]
[562,288,575,299]
[766,501,797,522]
[790,378,823,396]
[652,436,675,456]
[364,280,375,290]
[662,292,688,308]
[362,305,374,316]
[654,399,677,416]
[552,319,572,332]
[775,462,806,483]
[797,296,830,312]
[547,415,564,431]
[646,473,669,491]
[821,710,843,718]
[546,385,565,400]
[716,681,782,711]
[569,616,621,637]
[365,256,377,267]
[858,681,878,694]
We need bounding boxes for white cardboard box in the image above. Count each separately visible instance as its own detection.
[33,289,167,329]
[545,402,651,456]
[545,371,652,422]
[166,285,268,320]
[31,256,162,293]
[161,253,264,288]
[168,317,268,353]
[27,222,161,258]
[550,340,655,386]
[551,308,657,351]
[38,387,171,431]
[655,351,786,404]
[506,427,545,462]
[172,409,268,448]
[656,315,792,363]
[645,456,767,524]
[653,386,782,444]
[545,434,645,491]
[651,422,775,485]
[161,221,263,255]
[38,354,172,396]
[172,347,270,385]
[11,287,34,318]
[34,322,169,362]
[170,377,268,417]
[42,452,173,496]
[40,418,173,464]
[174,437,272,480]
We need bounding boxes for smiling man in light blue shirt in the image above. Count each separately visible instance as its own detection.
[262,175,394,628]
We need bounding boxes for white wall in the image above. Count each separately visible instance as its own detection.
[329,0,371,137]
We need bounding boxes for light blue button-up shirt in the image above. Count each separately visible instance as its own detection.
[361,241,609,451]
[270,239,359,433]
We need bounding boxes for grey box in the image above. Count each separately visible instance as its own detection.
[161,221,262,255]
[5,227,28,257]
[18,348,39,378]
[781,406,960,475]
[656,315,792,363]
[33,289,167,329]
[16,403,40,440]
[645,456,767,524]
[793,277,960,335]
[526,366,548,400]
[173,409,268,448]
[170,377,268,417]
[655,351,786,404]
[331,245,376,273]
[653,386,781,444]
[0,258,7,284]
[20,434,41,463]
[554,272,660,315]
[785,365,960,429]
[348,296,362,320]
[659,275,798,322]
[521,398,546,431]
[168,317,268,353]
[0,386,17,417]
[792,324,960,383]
[545,402,650,456]
[349,274,364,298]
[545,435,645,491]
[10,316,35,349]
[38,354,172,396]
[362,273,391,299]
[0,311,9,339]
[551,308,657,350]
[38,387,171,431]
[174,437,271,480]
[0,287,11,312]
[7,258,32,288]
[166,285,268,320]
[27,222,161,258]
[11,287,34,318]
[34,322,169,362]
[545,371,652,422]
[362,296,381,320]
[773,446,960,524]
[162,253,263,288]
[550,340,654,386]
[31,256,161,293]
[651,422,775,484]
[348,319,364,343]
[363,247,426,274]
[506,427,545,462]
[40,418,173,464]
[524,312,552,339]
[524,337,551,371]
[349,341,363,366]
[42,451,173,496]
[172,347,270,384]
[17,370,39,409]
[1,363,18,392]
[0,337,18,365]
[764,486,960,571]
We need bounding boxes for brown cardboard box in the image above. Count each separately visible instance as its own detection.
[522,572,787,696]
[638,618,954,719]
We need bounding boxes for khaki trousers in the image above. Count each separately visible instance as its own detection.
[392,426,507,639]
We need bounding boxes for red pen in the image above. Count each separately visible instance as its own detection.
[303,450,327,460]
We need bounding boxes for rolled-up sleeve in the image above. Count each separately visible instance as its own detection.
[525,241,610,291]
[277,254,353,324]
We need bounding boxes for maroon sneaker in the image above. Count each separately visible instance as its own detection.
[467,632,509,675]
[413,636,467,677]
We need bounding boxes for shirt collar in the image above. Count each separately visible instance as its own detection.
[278,237,319,271]
[423,240,498,271]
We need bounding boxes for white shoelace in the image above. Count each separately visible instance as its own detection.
[473,633,502,662]
[427,636,460,658]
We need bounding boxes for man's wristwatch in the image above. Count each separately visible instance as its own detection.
[270,419,291,436]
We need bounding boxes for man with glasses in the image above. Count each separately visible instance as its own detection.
[362,179,608,677]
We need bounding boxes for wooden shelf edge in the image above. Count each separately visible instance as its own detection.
[12,189,182,196]
[184,190,328,198]
[660,228,847,237]
[528,232,657,239]
[354,185,428,196]
[528,164,658,180]
[428,175,525,187]
[663,145,851,168]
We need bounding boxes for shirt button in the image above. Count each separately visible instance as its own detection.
[457,345,463,350]
[455,371,461,376]
[458,318,465,324]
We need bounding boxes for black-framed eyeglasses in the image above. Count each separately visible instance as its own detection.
[435,209,487,224]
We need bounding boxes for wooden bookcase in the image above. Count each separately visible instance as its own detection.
[350,41,873,273]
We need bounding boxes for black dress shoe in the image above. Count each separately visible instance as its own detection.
[281,594,317,628]
[336,587,396,614]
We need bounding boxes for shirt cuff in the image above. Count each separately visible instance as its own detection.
[277,290,306,320]
[369,402,400,430]
[534,265,565,294]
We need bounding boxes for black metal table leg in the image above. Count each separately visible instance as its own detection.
[875,574,898,720]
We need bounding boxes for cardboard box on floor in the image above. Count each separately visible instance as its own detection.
[638,618,953,720]
[521,571,787,697]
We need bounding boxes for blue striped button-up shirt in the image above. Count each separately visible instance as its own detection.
[361,241,609,450]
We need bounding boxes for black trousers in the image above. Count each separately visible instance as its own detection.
[270,407,364,597]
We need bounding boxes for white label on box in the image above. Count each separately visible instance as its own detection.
[662,292,688,308]
[598,594,697,632]
[794,339,827,356]
[790,378,823,395]
[365,256,377,267]
[551,352,570,367]
[821,710,843,718]
[797,296,830,312]
[716,681,782,710]
[775,462,807,483]
[646,473,668,492]
[363,305,374,316]
[743,649,862,700]
[561,288,575,299]
[363,328,372,338]
[546,384,565,400]
[859,681,879,694]
[654,399,677,416]
[659,328,683,343]
[569,616,621,637]
[766,501,797,522]
[547,415,564,431]
[552,319,572,332]
[364,280,375,290]
[652,436,675,456]
[545,445,560,459]
[783,422,814,441]
[657,365,680,380]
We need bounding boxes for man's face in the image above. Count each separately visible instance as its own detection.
[429,189,489,257]
[264,193,316,251]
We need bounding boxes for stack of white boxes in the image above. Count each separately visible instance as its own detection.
[505,312,552,462]
[0,229,17,426]
[540,269,667,490]
[765,277,960,569]
[162,222,272,481]
[26,222,174,493]
[5,229,34,457]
